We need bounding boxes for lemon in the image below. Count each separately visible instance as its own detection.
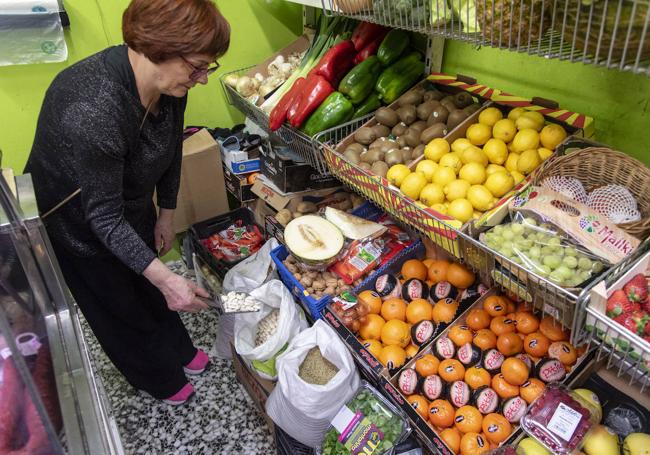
[511,170,525,185]
[539,124,567,150]
[415,160,439,182]
[430,203,448,215]
[517,149,542,175]
[466,123,492,146]
[387,164,411,186]
[448,198,474,223]
[478,107,503,127]
[419,183,445,206]
[424,138,450,162]
[483,138,508,165]
[451,138,473,155]
[492,118,517,143]
[444,179,471,201]
[432,166,457,187]
[516,111,545,132]
[538,147,553,161]
[485,171,515,198]
[508,107,526,121]
[439,153,462,174]
[505,153,520,172]
[486,164,507,175]
[461,146,489,167]
[459,162,487,185]
[512,128,540,153]
[467,185,496,211]
[473,211,483,220]
[400,172,428,200]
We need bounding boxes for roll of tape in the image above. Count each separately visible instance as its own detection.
[15,332,41,357]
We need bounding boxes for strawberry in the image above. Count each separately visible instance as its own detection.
[645,318,650,336]
[629,311,650,336]
[623,274,648,302]
[606,290,638,318]
[642,298,650,314]
[614,314,639,334]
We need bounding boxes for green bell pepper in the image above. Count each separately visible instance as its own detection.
[338,56,382,105]
[377,29,410,66]
[353,92,382,119]
[302,92,354,137]
[375,52,424,104]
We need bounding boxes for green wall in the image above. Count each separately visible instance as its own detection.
[0,0,302,172]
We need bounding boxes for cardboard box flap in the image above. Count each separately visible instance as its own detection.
[251,176,340,212]
[182,129,218,157]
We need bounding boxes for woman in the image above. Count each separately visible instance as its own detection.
[24,0,230,405]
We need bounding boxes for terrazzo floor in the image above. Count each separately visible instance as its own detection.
[79,262,277,455]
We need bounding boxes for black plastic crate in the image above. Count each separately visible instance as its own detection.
[275,426,313,455]
[189,207,262,279]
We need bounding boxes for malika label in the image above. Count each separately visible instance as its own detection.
[338,411,384,455]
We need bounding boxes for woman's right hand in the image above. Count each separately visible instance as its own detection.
[143,258,210,312]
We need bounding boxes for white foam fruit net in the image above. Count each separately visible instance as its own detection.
[541,176,589,203]
[587,184,641,224]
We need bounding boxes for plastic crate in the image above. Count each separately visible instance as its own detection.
[189,207,263,279]
[275,426,313,455]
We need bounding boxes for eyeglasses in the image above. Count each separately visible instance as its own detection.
[180,56,220,81]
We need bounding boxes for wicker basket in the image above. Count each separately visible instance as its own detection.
[475,0,552,46]
[558,0,650,63]
[533,147,650,239]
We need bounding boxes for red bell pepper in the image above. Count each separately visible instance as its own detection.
[269,77,306,131]
[351,22,390,51]
[288,73,334,128]
[310,40,357,87]
[353,28,390,64]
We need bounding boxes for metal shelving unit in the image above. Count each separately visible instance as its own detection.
[321,0,650,75]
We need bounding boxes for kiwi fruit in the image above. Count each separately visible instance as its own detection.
[392,122,408,136]
[420,123,448,143]
[396,105,417,125]
[397,91,423,107]
[441,99,456,113]
[453,92,473,108]
[371,161,389,177]
[423,90,444,102]
[409,120,428,134]
[416,100,438,121]
[354,127,376,145]
[463,103,482,115]
[403,128,422,148]
[447,110,468,130]
[401,148,413,163]
[375,107,399,127]
[385,149,403,166]
[358,162,372,170]
[345,143,366,154]
[429,105,449,125]
[343,149,361,164]
[396,136,407,148]
[412,144,425,159]
[361,149,382,163]
[368,137,386,149]
[372,124,391,138]
[380,139,398,153]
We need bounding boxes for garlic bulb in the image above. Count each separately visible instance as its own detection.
[235,76,257,96]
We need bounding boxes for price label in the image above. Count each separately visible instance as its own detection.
[547,402,583,442]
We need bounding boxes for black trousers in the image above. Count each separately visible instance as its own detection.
[52,242,196,399]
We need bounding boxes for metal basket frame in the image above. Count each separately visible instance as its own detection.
[321,0,650,75]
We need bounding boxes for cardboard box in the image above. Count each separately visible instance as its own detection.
[221,145,261,175]
[223,165,256,203]
[172,129,229,233]
[250,177,341,212]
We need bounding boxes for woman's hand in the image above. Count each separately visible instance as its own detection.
[143,259,210,312]
[154,208,175,256]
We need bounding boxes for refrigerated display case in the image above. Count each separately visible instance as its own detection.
[0,169,123,454]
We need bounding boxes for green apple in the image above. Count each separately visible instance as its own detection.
[517,437,551,455]
[623,432,650,455]
[583,425,619,455]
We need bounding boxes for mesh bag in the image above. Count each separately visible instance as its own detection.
[587,184,641,224]
[541,176,589,204]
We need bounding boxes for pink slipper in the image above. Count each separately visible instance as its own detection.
[183,349,210,375]
[162,382,194,406]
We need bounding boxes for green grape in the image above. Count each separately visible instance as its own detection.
[564,247,578,257]
[516,238,534,250]
[536,232,551,242]
[523,217,538,227]
[593,261,604,273]
[549,270,564,283]
[564,276,583,287]
[511,223,525,235]
[577,257,593,271]
[493,224,505,235]
[528,246,542,260]
[502,228,515,241]
[541,246,556,257]
[555,265,573,280]
[562,256,578,269]
[543,255,562,269]
[579,270,592,282]
[499,244,514,257]
[548,237,562,247]
[538,265,552,277]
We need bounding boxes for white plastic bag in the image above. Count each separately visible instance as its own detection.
[234,280,307,379]
[265,320,361,447]
[213,238,279,359]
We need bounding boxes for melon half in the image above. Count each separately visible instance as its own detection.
[324,207,387,240]
[284,215,344,266]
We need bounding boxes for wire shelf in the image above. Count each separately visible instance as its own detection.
[322,0,650,75]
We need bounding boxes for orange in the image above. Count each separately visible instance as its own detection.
[379,345,406,369]
[514,312,539,334]
[415,354,440,377]
[491,374,519,399]
[473,329,497,351]
[381,298,407,321]
[501,357,529,385]
[405,344,419,359]
[432,299,459,324]
[460,432,489,455]
[429,399,455,428]
[517,301,535,312]
[464,366,492,390]
[381,319,411,347]
[539,316,569,341]
[449,325,474,347]
[490,316,516,336]
[524,331,550,357]
[455,405,483,433]
[358,314,385,340]
[441,427,462,454]
[402,259,428,281]
[408,394,430,420]
[406,299,433,324]
[361,339,383,360]
[482,413,512,444]
[520,378,545,404]
[358,290,382,315]
[422,258,435,269]
[483,296,507,317]
[428,260,450,284]
[466,309,491,331]
[502,296,517,314]
[439,359,466,383]
[548,341,578,365]
[497,332,523,356]
[447,263,476,289]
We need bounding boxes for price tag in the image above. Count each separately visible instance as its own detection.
[547,402,582,442]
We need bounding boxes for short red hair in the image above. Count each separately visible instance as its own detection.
[122,0,230,63]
